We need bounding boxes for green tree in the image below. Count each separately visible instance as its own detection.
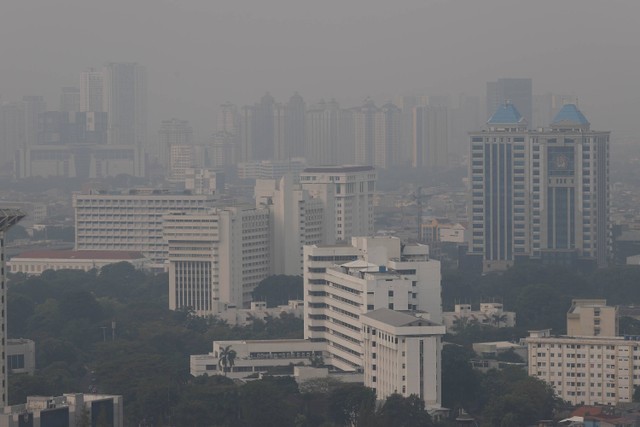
[377,393,433,427]
[328,384,376,427]
[252,275,303,307]
[218,345,237,376]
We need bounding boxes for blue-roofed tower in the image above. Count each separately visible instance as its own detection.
[467,103,532,272]
[550,103,590,131]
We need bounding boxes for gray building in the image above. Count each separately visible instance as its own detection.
[486,78,532,127]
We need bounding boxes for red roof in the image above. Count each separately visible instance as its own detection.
[14,250,146,260]
[571,406,606,417]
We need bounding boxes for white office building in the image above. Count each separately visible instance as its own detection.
[304,236,442,372]
[361,309,445,409]
[73,189,217,267]
[164,206,271,312]
[300,165,376,243]
[255,175,325,275]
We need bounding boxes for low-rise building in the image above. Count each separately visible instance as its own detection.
[215,300,304,327]
[0,393,123,427]
[7,250,148,275]
[7,338,35,375]
[442,303,516,332]
[190,339,324,379]
[361,309,446,410]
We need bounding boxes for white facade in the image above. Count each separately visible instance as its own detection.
[361,309,445,409]
[80,68,104,113]
[300,165,377,243]
[7,339,35,375]
[304,236,442,372]
[190,339,324,379]
[74,189,217,267]
[169,144,204,181]
[255,175,325,275]
[164,206,271,312]
[7,250,148,276]
[183,168,224,195]
[237,158,307,180]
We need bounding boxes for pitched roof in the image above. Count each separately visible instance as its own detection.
[487,103,525,125]
[552,104,589,126]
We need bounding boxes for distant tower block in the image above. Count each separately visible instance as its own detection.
[0,209,25,407]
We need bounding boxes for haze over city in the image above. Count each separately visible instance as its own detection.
[1,0,639,140]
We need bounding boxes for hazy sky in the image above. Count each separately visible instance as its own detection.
[1,0,639,142]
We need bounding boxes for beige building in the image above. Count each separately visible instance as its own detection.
[7,339,36,375]
[7,250,148,275]
[526,300,632,406]
[442,303,516,332]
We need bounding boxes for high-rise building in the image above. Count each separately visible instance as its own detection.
[80,68,104,113]
[158,118,192,168]
[102,62,147,150]
[374,103,402,169]
[0,208,25,407]
[300,165,377,243]
[60,86,80,113]
[303,236,442,372]
[286,92,306,158]
[207,131,236,169]
[469,102,610,271]
[530,104,610,267]
[252,92,275,160]
[164,206,271,312]
[305,99,340,166]
[412,105,449,168]
[468,103,531,271]
[255,175,325,275]
[218,101,239,136]
[273,103,288,161]
[238,105,253,163]
[73,189,217,267]
[169,144,204,182]
[354,99,378,166]
[22,96,46,148]
[486,78,533,127]
[0,102,25,170]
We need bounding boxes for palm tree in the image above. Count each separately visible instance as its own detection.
[491,313,509,327]
[218,345,237,376]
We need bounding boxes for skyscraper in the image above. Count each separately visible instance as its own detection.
[60,87,80,113]
[22,96,46,148]
[412,105,449,168]
[354,99,378,166]
[531,104,610,267]
[468,103,531,271]
[469,102,610,271]
[286,92,306,158]
[305,99,340,166]
[80,68,104,113]
[158,118,192,168]
[102,62,147,149]
[374,102,402,169]
[252,92,275,160]
[486,78,533,127]
[0,208,25,407]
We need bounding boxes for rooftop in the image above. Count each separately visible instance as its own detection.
[362,308,438,327]
[551,104,590,126]
[487,103,526,125]
[302,165,375,173]
[13,250,146,260]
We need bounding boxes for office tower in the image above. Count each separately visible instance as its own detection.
[37,111,68,144]
[273,103,288,161]
[450,94,482,158]
[80,68,104,113]
[300,165,376,243]
[169,144,204,181]
[530,104,610,267]
[286,92,306,158]
[22,96,46,148]
[255,175,325,275]
[362,309,445,409]
[338,107,356,164]
[102,62,147,150]
[354,99,378,165]
[395,95,423,166]
[468,103,531,272]
[412,105,449,168]
[305,99,340,166]
[237,105,253,163]
[252,92,275,160]
[486,78,532,126]
[374,102,402,169]
[60,87,80,113]
[0,102,25,169]
[218,101,239,136]
[164,206,271,312]
[74,189,217,268]
[207,131,236,169]
[0,208,25,407]
[158,118,192,168]
[303,236,442,372]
